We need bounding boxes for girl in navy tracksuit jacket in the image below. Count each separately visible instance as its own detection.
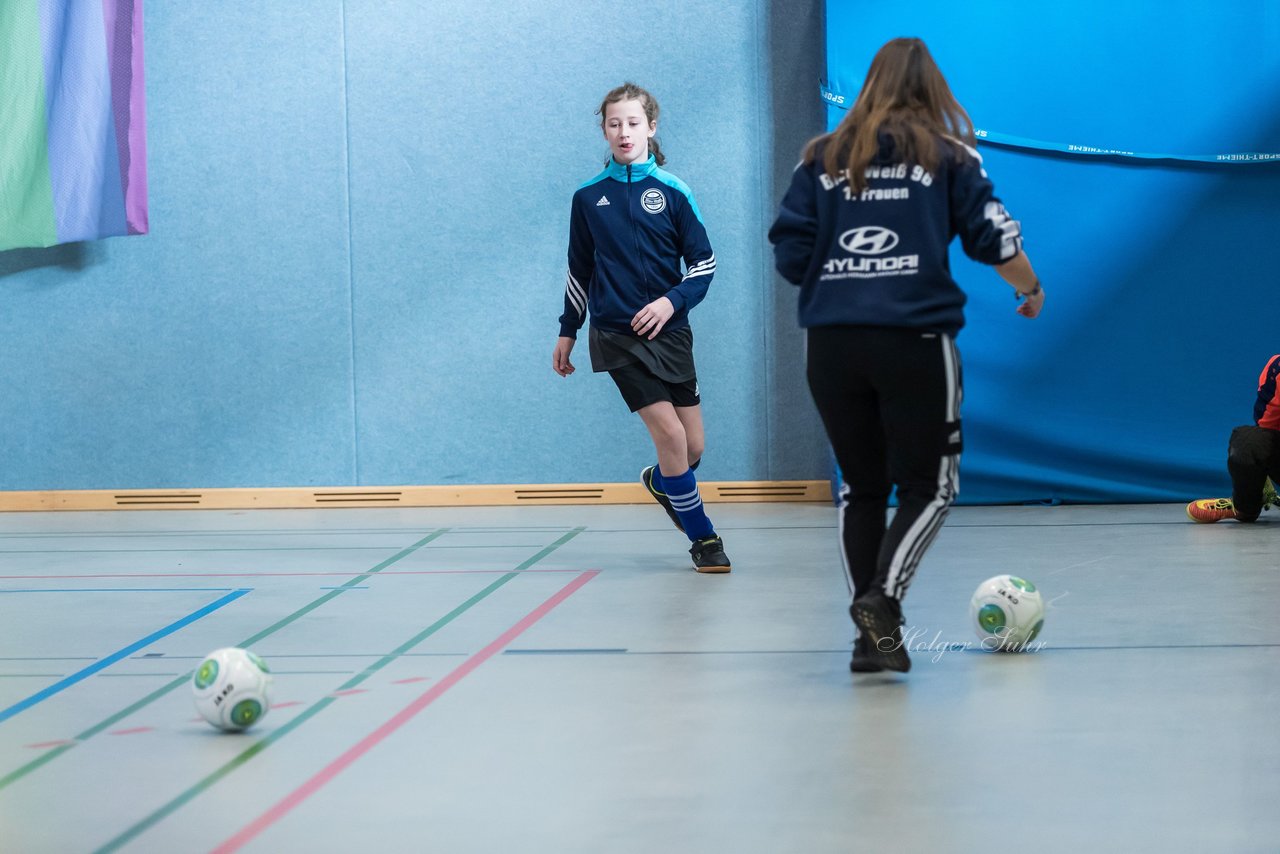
[769,38,1045,672]
[553,82,730,573]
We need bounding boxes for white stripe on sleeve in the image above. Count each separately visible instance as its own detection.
[565,270,586,317]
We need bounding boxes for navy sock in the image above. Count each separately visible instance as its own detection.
[656,458,699,476]
[655,467,714,541]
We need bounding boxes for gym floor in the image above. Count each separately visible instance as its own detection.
[0,501,1275,853]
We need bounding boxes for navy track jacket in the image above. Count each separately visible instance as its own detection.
[559,156,715,339]
[769,134,1022,335]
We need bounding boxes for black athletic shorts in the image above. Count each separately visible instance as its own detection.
[607,361,700,412]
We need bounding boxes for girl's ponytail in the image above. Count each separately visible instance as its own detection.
[649,137,666,166]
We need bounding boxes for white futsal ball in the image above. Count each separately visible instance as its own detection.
[970,575,1045,651]
[192,647,273,731]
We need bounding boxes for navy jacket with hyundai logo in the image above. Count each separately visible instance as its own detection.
[559,155,715,339]
[768,134,1021,336]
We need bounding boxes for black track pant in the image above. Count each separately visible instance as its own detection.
[806,326,962,603]
[1228,425,1280,522]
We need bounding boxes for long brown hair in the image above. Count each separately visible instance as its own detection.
[807,38,974,192]
[597,82,665,166]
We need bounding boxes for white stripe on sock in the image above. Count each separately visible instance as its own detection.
[835,480,855,600]
[666,487,702,511]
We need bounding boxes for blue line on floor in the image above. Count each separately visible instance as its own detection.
[0,588,251,725]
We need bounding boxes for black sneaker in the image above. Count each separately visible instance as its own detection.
[689,536,731,573]
[850,593,910,673]
[641,466,684,532]
[848,633,884,673]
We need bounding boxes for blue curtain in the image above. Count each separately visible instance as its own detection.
[823,1,1280,503]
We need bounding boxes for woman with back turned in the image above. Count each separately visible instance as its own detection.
[769,38,1045,673]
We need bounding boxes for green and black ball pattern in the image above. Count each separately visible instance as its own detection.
[977,603,1006,634]
[230,699,263,728]
[193,658,219,690]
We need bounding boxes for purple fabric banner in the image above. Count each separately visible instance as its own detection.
[102,0,147,235]
[0,0,146,251]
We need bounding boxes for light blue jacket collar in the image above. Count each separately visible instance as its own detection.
[605,155,658,181]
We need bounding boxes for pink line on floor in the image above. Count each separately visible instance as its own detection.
[329,689,368,697]
[391,677,430,684]
[109,727,154,736]
[25,740,75,749]
[209,570,598,854]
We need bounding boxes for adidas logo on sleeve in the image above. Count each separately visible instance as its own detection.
[596,195,610,206]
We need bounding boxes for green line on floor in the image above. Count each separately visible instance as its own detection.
[91,528,585,853]
[0,529,453,792]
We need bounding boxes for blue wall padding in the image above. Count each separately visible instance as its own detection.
[0,1,831,490]
[825,0,1280,502]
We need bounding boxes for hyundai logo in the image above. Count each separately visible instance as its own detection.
[838,226,899,255]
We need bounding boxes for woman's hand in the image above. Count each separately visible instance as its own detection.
[1016,285,1044,319]
[552,337,576,376]
[631,297,675,340]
